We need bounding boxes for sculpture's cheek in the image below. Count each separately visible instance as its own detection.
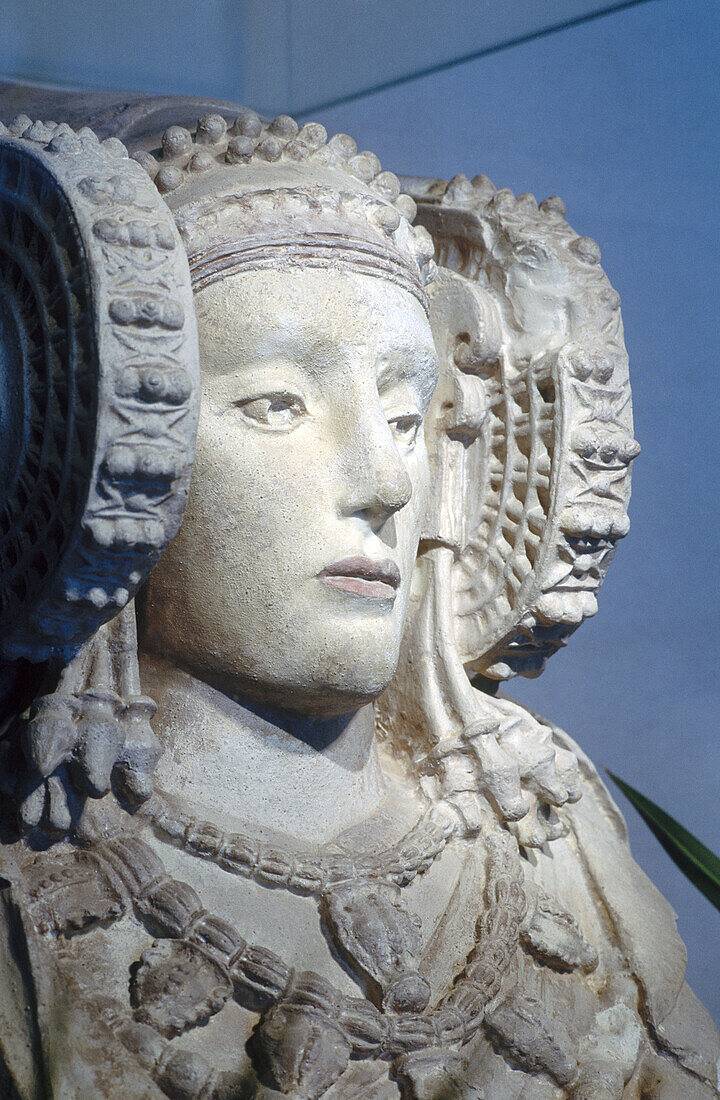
[148,403,420,712]
[139,269,436,715]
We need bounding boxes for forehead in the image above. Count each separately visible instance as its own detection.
[193,267,437,377]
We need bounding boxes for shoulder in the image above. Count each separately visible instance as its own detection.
[540,712,720,1089]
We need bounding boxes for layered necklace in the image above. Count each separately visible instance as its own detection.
[142,785,466,1016]
[25,779,527,1099]
[89,826,524,1099]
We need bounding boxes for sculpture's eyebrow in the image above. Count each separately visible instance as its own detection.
[304,334,438,392]
[376,345,439,410]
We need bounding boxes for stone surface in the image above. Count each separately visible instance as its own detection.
[0,84,717,1099]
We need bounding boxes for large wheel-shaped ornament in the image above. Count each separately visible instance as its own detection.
[0,118,199,663]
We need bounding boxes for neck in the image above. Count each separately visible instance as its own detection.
[138,653,387,844]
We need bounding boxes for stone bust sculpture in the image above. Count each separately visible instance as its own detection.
[0,89,717,1100]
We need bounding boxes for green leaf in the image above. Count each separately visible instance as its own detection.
[606,770,720,913]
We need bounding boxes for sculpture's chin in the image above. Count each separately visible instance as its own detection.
[202,668,394,719]
[138,576,409,720]
[164,644,400,720]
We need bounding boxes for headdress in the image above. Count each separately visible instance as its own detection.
[0,104,638,842]
[0,107,436,832]
[0,108,435,665]
[0,115,199,665]
[415,172,637,680]
[134,110,436,311]
[377,171,639,843]
[122,112,433,314]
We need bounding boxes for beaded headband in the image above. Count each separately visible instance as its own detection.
[131,111,437,310]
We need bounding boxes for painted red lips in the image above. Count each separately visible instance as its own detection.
[318,555,401,600]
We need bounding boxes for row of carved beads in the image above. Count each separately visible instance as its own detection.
[25,828,525,1100]
[126,110,438,290]
[96,998,227,1100]
[148,794,455,894]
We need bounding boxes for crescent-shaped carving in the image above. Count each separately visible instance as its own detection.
[0,118,200,663]
[404,173,639,680]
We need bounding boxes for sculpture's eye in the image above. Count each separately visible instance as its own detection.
[389,413,422,449]
[235,393,307,430]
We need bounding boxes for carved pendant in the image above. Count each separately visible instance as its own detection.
[520,890,598,973]
[322,880,431,1013]
[394,1048,466,1100]
[251,1003,352,1100]
[130,938,232,1037]
[24,850,125,937]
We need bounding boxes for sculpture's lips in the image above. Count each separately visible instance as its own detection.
[318,556,401,600]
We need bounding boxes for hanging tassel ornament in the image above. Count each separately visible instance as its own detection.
[17,601,161,835]
[111,604,162,807]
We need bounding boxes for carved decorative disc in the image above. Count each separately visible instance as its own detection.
[0,119,199,662]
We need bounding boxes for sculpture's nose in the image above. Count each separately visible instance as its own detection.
[340,414,413,530]
[364,462,413,519]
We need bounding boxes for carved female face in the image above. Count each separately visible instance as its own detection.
[141,267,438,715]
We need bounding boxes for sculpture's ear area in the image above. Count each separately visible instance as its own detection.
[407,173,639,682]
[0,119,200,664]
[422,267,502,551]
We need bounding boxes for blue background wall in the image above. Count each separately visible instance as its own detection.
[1,0,719,1019]
[0,1,639,117]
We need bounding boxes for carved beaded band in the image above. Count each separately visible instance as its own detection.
[188,232,430,313]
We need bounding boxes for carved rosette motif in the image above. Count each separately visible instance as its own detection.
[0,118,199,662]
[408,174,638,680]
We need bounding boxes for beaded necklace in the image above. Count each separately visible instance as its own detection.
[143,787,458,894]
[38,825,526,1099]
